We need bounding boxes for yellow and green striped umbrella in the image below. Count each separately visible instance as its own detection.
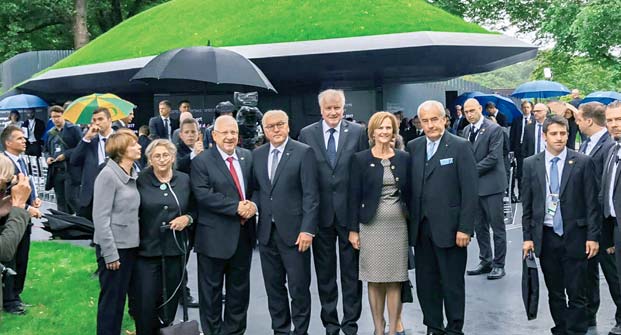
[64,93,136,124]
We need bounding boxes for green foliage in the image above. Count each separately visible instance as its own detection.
[463,59,536,89]
[51,0,491,69]
[0,242,135,335]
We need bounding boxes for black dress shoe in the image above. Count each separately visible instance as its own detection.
[4,305,26,315]
[487,267,506,280]
[467,263,492,276]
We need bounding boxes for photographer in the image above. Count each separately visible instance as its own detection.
[0,154,32,315]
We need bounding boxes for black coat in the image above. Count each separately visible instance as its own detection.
[22,118,46,145]
[348,149,410,232]
[44,122,83,184]
[70,138,103,207]
[136,167,194,257]
[148,116,179,140]
[176,141,192,174]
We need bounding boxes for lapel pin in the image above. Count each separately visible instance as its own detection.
[344,129,349,133]
[391,165,395,170]
[240,157,245,160]
[286,152,290,156]
[395,176,400,181]
[569,160,574,165]
[370,163,375,167]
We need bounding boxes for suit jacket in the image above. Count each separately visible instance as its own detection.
[348,149,410,232]
[21,118,45,145]
[44,122,83,184]
[298,120,368,228]
[191,147,256,259]
[521,122,542,159]
[521,150,600,259]
[137,135,151,168]
[490,111,508,127]
[70,138,103,207]
[509,114,533,153]
[463,118,507,196]
[148,116,179,140]
[252,138,319,246]
[406,132,478,248]
[585,131,614,187]
[176,141,193,174]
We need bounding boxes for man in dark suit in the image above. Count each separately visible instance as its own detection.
[176,118,204,174]
[70,107,114,220]
[22,110,45,157]
[191,115,256,335]
[485,102,508,127]
[298,89,367,335]
[1,126,42,315]
[148,100,179,140]
[574,102,621,333]
[111,110,134,131]
[462,99,508,280]
[252,110,319,335]
[509,100,533,202]
[44,106,83,214]
[521,103,549,159]
[451,104,468,136]
[522,115,600,335]
[407,100,478,335]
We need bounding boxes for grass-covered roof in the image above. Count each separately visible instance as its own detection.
[51,0,491,69]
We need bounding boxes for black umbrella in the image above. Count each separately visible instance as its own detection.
[522,251,539,320]
[41,211,94,240]
[130,46,277,94]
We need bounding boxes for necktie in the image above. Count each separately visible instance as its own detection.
[604,146,620,217]
[327,128,337,168]
[549,157,563,236]
[163,118,170,139]
[579,137,590,154]
[469,127,478,143]
[427,141,436,161]
[269,149,280,183]
[18,157,36,203]
[226,157,244,200]
[536,124,542,154]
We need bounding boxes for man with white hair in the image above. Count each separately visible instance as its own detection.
[407,100,478,335]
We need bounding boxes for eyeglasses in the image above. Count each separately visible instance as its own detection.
[264,121,287,131]
[151,152,172,161]
[213,130,239,136]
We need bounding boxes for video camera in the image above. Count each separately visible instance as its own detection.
[233,92,264,149]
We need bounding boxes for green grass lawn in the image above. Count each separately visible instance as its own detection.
[0,241,136,335]
[51,0,491,69]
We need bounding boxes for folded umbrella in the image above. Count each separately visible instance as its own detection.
[41,212,94,240]
[522,251,539,320]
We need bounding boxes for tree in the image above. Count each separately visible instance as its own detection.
[74,0,89,49]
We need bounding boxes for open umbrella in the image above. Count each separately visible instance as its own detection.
[63,93,135,125]
[456,92,521,124]
[581,91,621,105]
[0,94,48,110]
[511,80,570,99]
[453,91,487,109]
[131,46,277,93]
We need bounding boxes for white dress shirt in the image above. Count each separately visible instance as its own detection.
[5,151,37,198]
[322,120,341,152]
[471,116,484,141]
[543,148,567,227]
[584,128,607,156]
[216,146,246,200]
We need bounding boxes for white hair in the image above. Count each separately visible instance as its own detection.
[318,89,345,107]
[417,100,446,118]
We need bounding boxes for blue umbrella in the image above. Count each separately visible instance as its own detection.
[456,92,521,124]
[0,94,48,110]
[581,91,621,105]
[511,80,570,99]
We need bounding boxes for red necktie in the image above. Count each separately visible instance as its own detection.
[226,157,244,200]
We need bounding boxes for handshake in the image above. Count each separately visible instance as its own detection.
[237,200,257,221]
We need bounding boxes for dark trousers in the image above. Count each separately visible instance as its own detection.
[415,219,467,335]
[259,226,311,335]
[586,218,621,324]
[312,221,362,335]
[79,202,93,221]
[198,227,252,335]
[474,193,506,268]
[133,255,183,335]
[96,247,137,335]
[539,227,588,335]
[2,224,31,309]
[512,152,523,197]
[51,167,72,214]
[66,182,80,214]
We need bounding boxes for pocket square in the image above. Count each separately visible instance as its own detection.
[440,158,454,166]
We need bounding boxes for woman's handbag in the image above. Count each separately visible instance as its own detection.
[401,279,414,303]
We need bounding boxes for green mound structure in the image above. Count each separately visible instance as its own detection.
[52,0,490,69]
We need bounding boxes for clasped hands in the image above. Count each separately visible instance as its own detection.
[237,200,257,221]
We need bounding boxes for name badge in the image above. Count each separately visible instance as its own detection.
[546,193,559,216]
[55,145,62,153]
[440,158,454,166]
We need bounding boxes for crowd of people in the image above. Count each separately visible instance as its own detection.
[2,87,621,335]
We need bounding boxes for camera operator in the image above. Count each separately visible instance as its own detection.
[0,153,32,315]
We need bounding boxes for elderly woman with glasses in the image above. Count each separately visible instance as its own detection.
[133,139,194,335]
[92,129,142,335]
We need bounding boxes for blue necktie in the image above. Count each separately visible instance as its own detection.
[579,137,590,154]
[536,124,542,154]
[163,118,170,139]
[427,141,436,161]
[18,157,36,204]
[550,157,563,236]
[327,128,337,168]
[269,149,280,183]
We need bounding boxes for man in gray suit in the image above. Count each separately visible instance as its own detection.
[298,89,367,335]
[462,98,508,280]
[252,110,320,335]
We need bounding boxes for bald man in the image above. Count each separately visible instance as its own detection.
[522,103,550,159]
[191,115,257,334]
